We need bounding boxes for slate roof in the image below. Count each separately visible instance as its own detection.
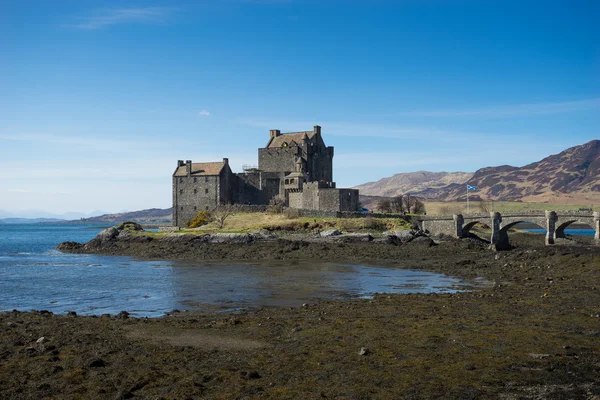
[267,131,315,148]
[173,162,226,177]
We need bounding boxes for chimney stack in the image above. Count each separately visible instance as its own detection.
[185,160,192,177]
[177,160,184,167]
[313,125,321,135]
[270,129,281,138]
[223,158,229,165]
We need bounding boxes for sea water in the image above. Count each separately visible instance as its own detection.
[1,223,474,317]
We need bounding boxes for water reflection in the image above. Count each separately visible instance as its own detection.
[2,255,474,318]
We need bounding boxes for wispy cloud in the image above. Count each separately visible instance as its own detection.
[396,98,600,118]
[70,7,178,30]
[198,110,211,116]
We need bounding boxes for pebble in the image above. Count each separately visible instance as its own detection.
[359,347,371,356]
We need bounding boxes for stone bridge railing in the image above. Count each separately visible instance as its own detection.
[411,211,600,250]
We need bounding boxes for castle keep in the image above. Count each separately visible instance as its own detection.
[172,125,359,226]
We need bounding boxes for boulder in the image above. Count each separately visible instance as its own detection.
[56,241,82,251]
[206,233,253,244]
[97,227,119,241]
[116,221,144,231]
[334,233,373,243]
[320,229,342,237]
[410,236,435,246]
[250,229,278,240]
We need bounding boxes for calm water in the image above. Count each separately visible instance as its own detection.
[0,224,473,317]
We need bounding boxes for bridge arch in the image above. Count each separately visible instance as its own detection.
[462,220,484,236]
[555,219,595,239]
[499,220,545,234]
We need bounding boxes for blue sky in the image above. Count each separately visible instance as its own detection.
[1,0,599,217]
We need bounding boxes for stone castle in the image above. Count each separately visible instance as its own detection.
[172,125,359,226]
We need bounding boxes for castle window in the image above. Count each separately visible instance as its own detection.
[193,177,197,183]
[179,177,183,183]
[180,206,183,211]
[194,189,197,194]
[205,189,209,194]
[205,177,208,183]
[205,206,209,210]
[282,142,288,147]
[179,189,183,195]
[193,206,197,211]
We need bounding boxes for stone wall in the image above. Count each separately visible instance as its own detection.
[173,175,221,226]
[258,148,298,174]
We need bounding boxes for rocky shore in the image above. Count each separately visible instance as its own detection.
[1,224,599,399]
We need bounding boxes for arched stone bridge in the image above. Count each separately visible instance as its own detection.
[411,211,600,250]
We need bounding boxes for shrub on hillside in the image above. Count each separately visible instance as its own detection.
[186,211,212,228]
[283,208,300,219]
[268,196,285,214]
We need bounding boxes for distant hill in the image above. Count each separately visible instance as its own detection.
[75,208,172,224]
[0,218,65,224]
[355,140,600,204]
[354,171,473,198]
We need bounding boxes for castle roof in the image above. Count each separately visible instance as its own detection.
[173,161,226,177]
[267,131,315,148]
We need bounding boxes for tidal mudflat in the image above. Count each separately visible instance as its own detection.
[1,226,599,399]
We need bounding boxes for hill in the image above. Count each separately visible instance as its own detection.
[354,171,472,198]
[356,140,600,204]
[75,208,172,224]
[0,218,65,224]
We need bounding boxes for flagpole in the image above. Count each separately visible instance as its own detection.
[467,185,469,214]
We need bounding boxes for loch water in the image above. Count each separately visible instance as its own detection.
[0,223,487,317]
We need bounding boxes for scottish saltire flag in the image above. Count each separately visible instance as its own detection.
[467,185,477,191]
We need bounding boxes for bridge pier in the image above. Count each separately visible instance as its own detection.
[453,214,464,238]
[490,212,510,250]
[546,210,557,245]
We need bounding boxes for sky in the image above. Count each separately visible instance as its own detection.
[1,0,599,217]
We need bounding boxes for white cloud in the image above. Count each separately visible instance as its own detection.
[396,98,600,118]
[69,7,177,30]
[198,110,211,116]
[7,188,29,193]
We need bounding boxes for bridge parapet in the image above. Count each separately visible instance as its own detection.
[412,210,598,250]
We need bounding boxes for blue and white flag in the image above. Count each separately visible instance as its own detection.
[467,185,477,191]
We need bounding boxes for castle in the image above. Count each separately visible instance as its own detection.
[172,125,359,226]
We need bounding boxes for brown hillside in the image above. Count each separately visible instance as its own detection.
[420,140,600,202]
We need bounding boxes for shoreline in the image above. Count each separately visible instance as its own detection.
[2,226,599,398]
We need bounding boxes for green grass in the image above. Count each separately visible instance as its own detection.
[137,212,412,237]
[425,201,595,216]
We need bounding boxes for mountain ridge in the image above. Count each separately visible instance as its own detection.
[354,140,600,203]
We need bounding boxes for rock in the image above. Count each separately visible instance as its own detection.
[241,371,261,380]
[97,227,119,241]
[162,234,199,244]
[250,229,277,240]
[334,233,373,243]
[410,236,435,246]
[320,229,341,237]
[116,221,144,231]
[393,230,415,241]
[358,347,371,356]
[36,337,46,344]
[6,321,15,328]
[56,241,83,251]
[117,311,129,319]
[207,233,253,244]
[88,358,106,368]
[66,311,77,317]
